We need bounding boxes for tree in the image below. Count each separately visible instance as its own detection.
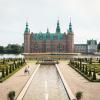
[97,42,100,51]
[0,46,4,53]
[5,44,23,54]
[21,43,24,53]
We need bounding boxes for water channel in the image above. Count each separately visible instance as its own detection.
[23,65,70,100]
[0,54,99,59]
[0,54,24,59]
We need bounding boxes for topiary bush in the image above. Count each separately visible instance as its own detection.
[76,91,83,100]
[82,64,85,73]
[85,65,88,75]
[6,67,9,76]
[12,64,14,71]
[88,67,92,77]
[92,68,96,80]
[9,65,12,73]
[8,91,15,100]
[89,58,92,64]
[98,59,100,63]
[2,68,5,78]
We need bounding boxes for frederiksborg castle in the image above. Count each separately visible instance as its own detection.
[24,20,74,53]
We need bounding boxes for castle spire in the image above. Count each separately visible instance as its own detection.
[56,20,61,33]
[68,19,73,33]
[25,22,29,33]
[46,28,49,33]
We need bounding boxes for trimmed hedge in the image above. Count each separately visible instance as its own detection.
[69,58,100,82]
[0,58,26,82]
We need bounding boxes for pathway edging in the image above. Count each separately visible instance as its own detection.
[16,64,40,100]
[55,64,76,100]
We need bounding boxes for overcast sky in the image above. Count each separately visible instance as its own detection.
[0,0,100,46]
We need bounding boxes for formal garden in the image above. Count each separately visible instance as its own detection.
[69,57,100,82]
[0,58,26,82]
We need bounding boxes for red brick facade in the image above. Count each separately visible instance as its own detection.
[24,21,74,53]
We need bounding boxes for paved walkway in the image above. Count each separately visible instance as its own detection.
[58,61,100,100]
[0,60,37,100]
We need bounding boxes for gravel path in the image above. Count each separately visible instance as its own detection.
[0,60,37,100]
[58,61,100,100]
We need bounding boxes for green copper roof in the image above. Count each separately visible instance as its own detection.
[32,32,64,40]
[25,22,29,33]
[67,21,73,33]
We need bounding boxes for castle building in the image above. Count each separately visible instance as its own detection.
[87,39,97,53]
[74,44,87,53]
[74,39,97,54]
[24,20,74,53]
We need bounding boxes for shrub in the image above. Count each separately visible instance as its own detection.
[2,68,5,77]
[80,64,82,71]
[79,59,82,70]
[92,68,96,80]
[2,58,6,64]
[89,58,92,64]
[76,91,83,100]
[75,62,78,68]
[15,63,17,69]
[99,59,100,63]
[23,58,25,63]
[82,64,85,73]
[6,67,9,76]
[8,91,15,100]
[77,63,80,69]
[12,64,14,71]
[9,65,12,73]
[85,65,88,75]
[88,67,92,77]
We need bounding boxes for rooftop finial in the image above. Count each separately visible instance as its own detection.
[70,17,71,23]
[26,22,28,27]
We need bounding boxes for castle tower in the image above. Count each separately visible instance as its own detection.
[56,20,61,33]
[46,28,50,33]
[24,22,30,53]
[67,20,74,53]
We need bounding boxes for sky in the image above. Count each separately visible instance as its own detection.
[0,0,100,46]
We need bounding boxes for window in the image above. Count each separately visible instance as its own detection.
[34,45,38,49]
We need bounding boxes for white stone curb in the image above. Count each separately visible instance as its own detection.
[16,64,40,100]
[55,64,76,100]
